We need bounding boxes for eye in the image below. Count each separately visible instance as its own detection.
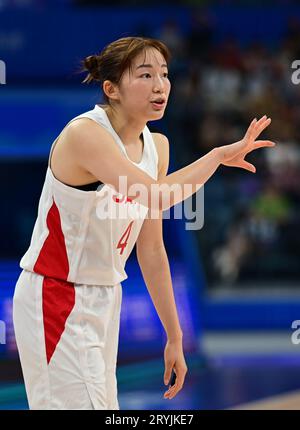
[163,72,169,78]
[141,73,151,78]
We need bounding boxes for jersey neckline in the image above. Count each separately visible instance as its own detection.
[95,105,147,166]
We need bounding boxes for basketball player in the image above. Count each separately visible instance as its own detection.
[12,37,275,410]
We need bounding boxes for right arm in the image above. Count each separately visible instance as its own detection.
[68,115,274,211]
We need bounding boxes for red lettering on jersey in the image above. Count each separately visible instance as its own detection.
[113,195,133,204]
[113,195,125,203]
[117,221,134,255]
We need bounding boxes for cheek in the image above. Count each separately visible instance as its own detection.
[166,81,171,95]
[130,82,151,102]
[135,80,150,91]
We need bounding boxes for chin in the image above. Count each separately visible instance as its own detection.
[148,110,165,121]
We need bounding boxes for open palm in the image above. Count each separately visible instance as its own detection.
[221,115,275,173]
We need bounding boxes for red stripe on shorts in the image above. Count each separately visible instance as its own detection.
[42,276,75,364]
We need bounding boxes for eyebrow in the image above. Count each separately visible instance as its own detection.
[136,64,168,70]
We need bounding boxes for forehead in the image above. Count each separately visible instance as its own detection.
[132,48,167,68]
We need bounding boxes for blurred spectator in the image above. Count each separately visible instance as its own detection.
[187,9,215,63]
[164,13,300,288]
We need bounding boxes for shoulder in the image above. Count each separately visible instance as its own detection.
[58,117,122,174]
[151,132,169,149]
[64,117,111,144]
[61,117,117,159]
[151,132,170,177]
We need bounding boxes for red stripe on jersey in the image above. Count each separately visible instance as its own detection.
[33,199,70,280]
[42,276,75,364]
[33,199,75,364]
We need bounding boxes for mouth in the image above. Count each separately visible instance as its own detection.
[150,98,166,110]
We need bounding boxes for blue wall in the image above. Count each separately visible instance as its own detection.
[1,5,300,82]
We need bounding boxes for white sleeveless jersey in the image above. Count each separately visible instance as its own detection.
[19,105,158,285]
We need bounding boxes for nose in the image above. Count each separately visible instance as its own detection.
[153,75,164,93]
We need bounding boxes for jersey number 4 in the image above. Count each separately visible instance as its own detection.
[117,221,134,255]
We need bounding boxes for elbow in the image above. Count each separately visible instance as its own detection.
[128,180,174,212]
[127,179,161,210]
[137,243,166,263]
[147,180,174,212]
[136,180,164,212]
[147,189,168,212]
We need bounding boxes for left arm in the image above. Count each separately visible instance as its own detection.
[136,133,187,400]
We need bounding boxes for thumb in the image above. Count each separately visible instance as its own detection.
[164,365,172,386]
[240,160,256,173]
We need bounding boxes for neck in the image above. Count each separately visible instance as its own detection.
[104,105,145,146]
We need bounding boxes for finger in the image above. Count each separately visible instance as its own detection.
[164,376,181,399]
[253,117,272,139]
[253,115,267,129]
[247,140,276,155]
[164,383,176,398]
[244,117,258,140]
[164,372,178,398]
[164,364,173,386]
[255,116,271,133]
[165,368,187,400]
[167,380,183,400]
[245,115,270,141]
[253,140,276,148]
[164,384,178,399]
[241,160,256,173]
[164,388,173,399]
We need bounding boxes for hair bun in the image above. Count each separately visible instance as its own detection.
[82,55,101,84]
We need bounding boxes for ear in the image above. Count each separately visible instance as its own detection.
[103,80,120,101]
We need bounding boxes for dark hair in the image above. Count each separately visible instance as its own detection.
[81,36,171,104]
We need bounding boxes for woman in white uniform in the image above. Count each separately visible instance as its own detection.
[13,36,275,410]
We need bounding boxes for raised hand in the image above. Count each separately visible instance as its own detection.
[219,115,276,173]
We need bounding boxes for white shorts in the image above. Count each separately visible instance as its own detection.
[12,269,122,410]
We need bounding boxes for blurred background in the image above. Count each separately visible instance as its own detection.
[1,0,300,410]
